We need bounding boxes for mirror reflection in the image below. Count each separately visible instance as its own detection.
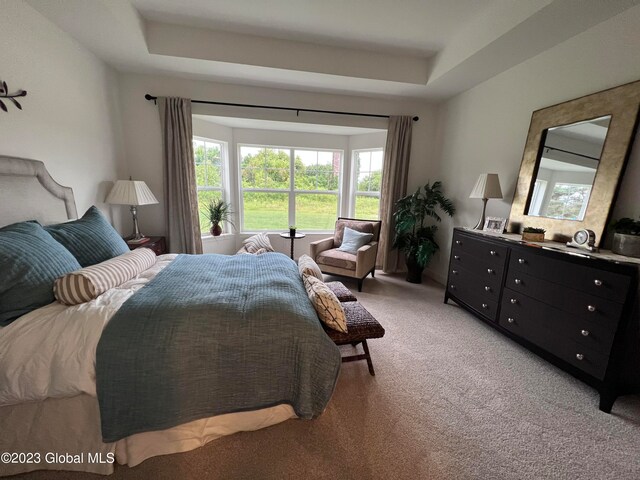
[527,115,610,221]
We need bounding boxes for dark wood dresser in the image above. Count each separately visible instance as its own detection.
[444,227,639,412]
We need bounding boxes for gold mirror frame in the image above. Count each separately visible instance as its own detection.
[508,80,640,246]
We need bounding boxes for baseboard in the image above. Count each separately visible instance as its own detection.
[424,268,446,286]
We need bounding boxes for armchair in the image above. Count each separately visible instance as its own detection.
[309,217,381,291]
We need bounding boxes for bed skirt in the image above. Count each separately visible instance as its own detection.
[0,395,295,476]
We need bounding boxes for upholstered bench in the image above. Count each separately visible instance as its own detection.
[325,281,357,302]
[324,300,385,376]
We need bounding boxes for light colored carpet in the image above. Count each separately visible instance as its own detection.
[14,273,640,480]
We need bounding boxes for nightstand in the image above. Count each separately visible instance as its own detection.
[127,236,167,256]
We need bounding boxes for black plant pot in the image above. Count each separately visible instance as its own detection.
[405,255,424,284]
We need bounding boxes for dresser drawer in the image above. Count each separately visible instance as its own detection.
[499,289,553,347]
[508,248,630,303]
[449,267,501,301]
[554,317,615,357]
[450,250,504,291]
[448,270,499,322]
[550,338,609,380]
[452,232,508,270]
[504,270,624,327]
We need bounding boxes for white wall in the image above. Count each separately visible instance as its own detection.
[117,72,435,256]
[0,1,125,228]
[427,4,640,284]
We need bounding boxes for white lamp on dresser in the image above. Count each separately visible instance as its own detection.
[469,173,503,229]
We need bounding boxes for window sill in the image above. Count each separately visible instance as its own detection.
[201,233,235,242]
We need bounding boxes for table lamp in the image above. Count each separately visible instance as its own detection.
[469,173,503,230]
[106,179,159,243]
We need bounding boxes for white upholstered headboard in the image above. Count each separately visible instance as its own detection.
[0,156,78,228]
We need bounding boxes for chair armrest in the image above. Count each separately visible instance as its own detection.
[310,237,334,260]
[356,241,378,277]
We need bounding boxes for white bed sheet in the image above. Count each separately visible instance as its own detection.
[0,254,178,406]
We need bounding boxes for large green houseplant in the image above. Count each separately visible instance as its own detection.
[393,181,455,283]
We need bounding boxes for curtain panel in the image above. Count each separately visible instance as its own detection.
[378,116,413,272]
[158,97,203,254]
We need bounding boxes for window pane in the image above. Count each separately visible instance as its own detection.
[294,150,341,191]
[197,190,224,232]
[241,148,290,189]
[355,149,383,193]
[354,195,380,220]
[295,194,338,230]
[243,192,289,231]
[544,183,592,220]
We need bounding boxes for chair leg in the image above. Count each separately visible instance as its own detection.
[371,269,375,278]
[361,340,375,376]
[357,278,363,292]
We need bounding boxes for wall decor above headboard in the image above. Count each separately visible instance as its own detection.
[0,79,27,112]
[507,80,640,246]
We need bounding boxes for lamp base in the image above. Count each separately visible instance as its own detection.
[126,237,150,245]
[472,198,488,230]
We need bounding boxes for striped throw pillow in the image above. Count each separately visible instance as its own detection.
[242,233,274,254]
[303,274,347,333]
[298,254,323,280]
[54,248,156,305]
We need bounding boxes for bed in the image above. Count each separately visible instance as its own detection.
[0,156,341,476]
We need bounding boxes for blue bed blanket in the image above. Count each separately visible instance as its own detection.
[95,253,341,442]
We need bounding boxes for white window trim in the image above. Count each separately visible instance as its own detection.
[193,136,231,237]
[349,147,384,219]
[237,143,344,233]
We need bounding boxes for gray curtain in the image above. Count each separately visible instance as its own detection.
[378,116,413,272]
[158,97,203,254]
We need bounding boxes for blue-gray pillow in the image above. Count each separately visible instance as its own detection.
[337,226,373,255]
[45,206,129,267]
[0,221,82,325]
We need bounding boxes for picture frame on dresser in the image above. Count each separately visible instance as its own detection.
[483,217,506,234]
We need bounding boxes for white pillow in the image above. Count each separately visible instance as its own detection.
[298,254,323,280]
[337,227,373,254]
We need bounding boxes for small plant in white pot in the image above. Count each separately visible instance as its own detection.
[610,217,640,258]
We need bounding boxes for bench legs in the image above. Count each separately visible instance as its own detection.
[340,340,376,376]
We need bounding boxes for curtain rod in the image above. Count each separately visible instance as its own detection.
[144,94,419,122]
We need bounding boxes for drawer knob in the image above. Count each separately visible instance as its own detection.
[452,270,458,275]
[594,279,602,286]
[518,258,526,264]
[507,317,515,324]
[510,298,517,304]
[455,240,462,245]
[484,286,491,292]
[587,305,596,312]
[487,268,494,274]
[490,250,496,256]
[454,255,460,260]
[581,329,590,337]
[481,303,488,309]
[450,284,456,290]
[576,353,584,361]
[514,278,522,285]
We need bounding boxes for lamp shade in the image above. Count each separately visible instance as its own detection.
[105,180,159,206]
[469,173,503,199]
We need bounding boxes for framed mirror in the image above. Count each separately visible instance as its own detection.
[508,80,640,246]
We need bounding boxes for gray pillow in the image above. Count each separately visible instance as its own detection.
[45,206,129,267]
[337,227,373,255]
[0,221,81,325]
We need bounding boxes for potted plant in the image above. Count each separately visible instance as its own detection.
[203,199,235,236]
[522,227,545,242]
[289,225,297,237]
[610,217,640,258]
[393,181,455,284]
